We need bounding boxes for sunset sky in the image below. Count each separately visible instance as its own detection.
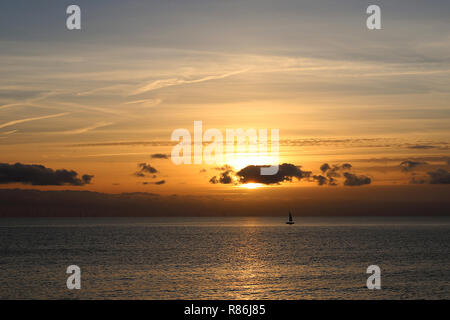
[0,1,449,215]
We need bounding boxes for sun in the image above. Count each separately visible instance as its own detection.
[240,183,264,189]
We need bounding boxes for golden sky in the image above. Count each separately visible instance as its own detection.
[0,1,449,206]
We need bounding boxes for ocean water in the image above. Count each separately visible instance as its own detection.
[0,217,449,300]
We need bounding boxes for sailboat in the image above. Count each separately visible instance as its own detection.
[286,211,295,224]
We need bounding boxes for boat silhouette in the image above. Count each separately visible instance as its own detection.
[286,211,294,224]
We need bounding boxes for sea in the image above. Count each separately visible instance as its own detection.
[0,217,449,299]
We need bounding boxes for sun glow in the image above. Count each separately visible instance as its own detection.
[223,153,279,171]
[240,183,264,189]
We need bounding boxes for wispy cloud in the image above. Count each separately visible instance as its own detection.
[125,98,162,106]
[0,90,62,111]
[0,112,70,129]
[68,141,175,147]
[1,130,17,135]
[0,102,24,111]
[59,121,114,135]
[130,69,249,95]
[75,84,131,96]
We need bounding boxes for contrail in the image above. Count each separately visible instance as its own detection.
[0,112,70,129]
[131,69,249,95]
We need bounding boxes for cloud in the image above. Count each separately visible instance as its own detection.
[209,177,218,184]
[151,153,170,159]
[0,163,93,186]
[214,165,233,171]
[0,112,70,129]
[143,180,166,185]
[343,172,371,186]
[131,69,249,95]
[75,84,129,96]
[125,98,162,107]
[407,145,436,149]
[236,163,311,185]
[209,168,234,184]
[320,163,331,173]
[135,163,158,177]
[312,175,328,186]
[1,130,17,135]
[400,160,428,172]
[361,156,449,163]
[315,163,352,185]
[59,121,113,135]
[427,169,450,184]
[320,163,352,177]
[209,162,371,186]
[69,141,175,147]
[139,163,158,173]
[341,163,352,170]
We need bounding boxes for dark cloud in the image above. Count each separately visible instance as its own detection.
[135,163,158,177]
[320,163,352,177]
[209,162,370,186]
[236,163,311,185]
[209,176,218,184]
[0,163,93,186]
[81,174,94,184]
[328,177,338,186]
[312,175,328,186]
[320,163,331,173]
[400,160,427,172]
[427,169,450,184]
[214,165,233,171]
[139,163,158,173]
[143,180,166,185]
[314,176,338,186]
[341,163,352,170]
[209,169,234,184]
[343,172,371,186]
[151,153,169,159]
[315,163,352,185]
[407,145,436,149]
[199,169,207,173]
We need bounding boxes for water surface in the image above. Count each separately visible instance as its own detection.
[0,217,449,299]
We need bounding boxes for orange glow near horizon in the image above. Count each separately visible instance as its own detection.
[240,183,264,189]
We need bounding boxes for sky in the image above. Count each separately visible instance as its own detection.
[0,1,449,215]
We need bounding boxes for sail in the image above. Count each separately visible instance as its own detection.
[288,212,293,222]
